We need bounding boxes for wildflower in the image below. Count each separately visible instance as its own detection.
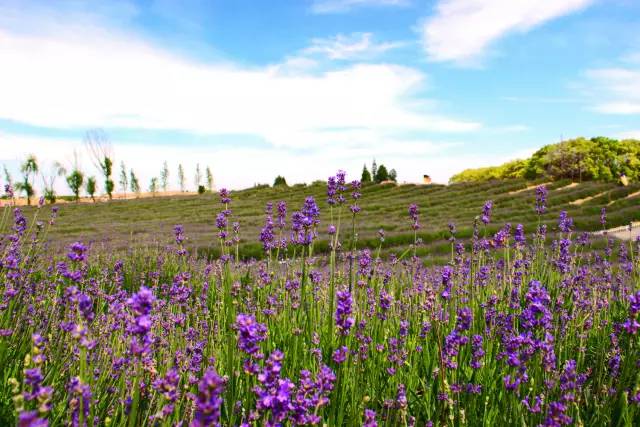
[535,185,548,215]
[558,211,573,233]
[219,188,231,204]
[332,346,348,364]
[335,291,355,336]
[67,242,88,263]
[18,411,48,427]
[408,204,420,230]
[363,409,378,427]
[127,286,155,357]
[191,368,226,427]
[234,314,267,356]
[481,200,493,225]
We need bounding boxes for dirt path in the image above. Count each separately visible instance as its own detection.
[508,182,551,195]
[570,191,607,206]
[593,222,640,240]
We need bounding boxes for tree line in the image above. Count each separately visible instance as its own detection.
[2,130,215,205]
[449,136,640,184]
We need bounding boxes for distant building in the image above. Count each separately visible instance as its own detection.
[423,175,432,185]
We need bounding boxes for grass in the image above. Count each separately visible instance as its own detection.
[10,178,640,263]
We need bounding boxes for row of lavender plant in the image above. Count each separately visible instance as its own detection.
[1,175,639,426]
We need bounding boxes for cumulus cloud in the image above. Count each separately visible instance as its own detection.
[421,0,594,64]
[0,24,478,147]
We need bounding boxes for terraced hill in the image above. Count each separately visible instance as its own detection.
[10,178,640,263]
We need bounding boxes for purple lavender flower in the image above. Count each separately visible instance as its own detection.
[67,242,88,263]
[600,207,607,228]
[332,346,348,364]
[558,211,573,233]
[219,188,231,204]
[514,224,526,247]
[234,314,267,356]
[335,290,355,336]
[535,185,548,215]
[363,409,378,427]
[18,411,48,427]
[259,214,275,252]
[481,200,493,225]
[127,286,155,357]
[408,204,420,230]
[191,367,226,427]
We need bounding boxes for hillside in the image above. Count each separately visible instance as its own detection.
[9,178,640,263]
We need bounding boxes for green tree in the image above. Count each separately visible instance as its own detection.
[371,159,377,180]
[273,175,288,187]
[361,164,372,183]
[84,129,114,200]
[86,176,97,202]
[178,164,185,192]
[15,154,38,205]
[66,169,84,202]
[3,165,13,192]
[160,161,170,192]
[388,168,397,182]
[374,164,389,183]
[194,163,202,190]
[119,161,128,198]
[149,177,159,197]
[206,166,214,191]
[42,162,67,204]
[130,170,140,197]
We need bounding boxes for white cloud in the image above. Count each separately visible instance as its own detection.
[311,0,409,14]
[0,24,479,149]
[303,33,405,60]
[421,0,595,64]
[584,67,640,115]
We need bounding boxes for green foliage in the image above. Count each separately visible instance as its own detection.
[160,161,170,192]
[150,177,159,196]
[178,164,185,192]
[273,175,288,187]
[43,188,56,204]
[130,170,140,197]
[66,169,84,202]
[206,166,213,191]
[451,137,640,183]
[119,161,128,197]
[197,184,206,195]
[86,176,97,202]
[361,164,372,183]
[16,154,38,205]
[388,168,397,182]
[103,157,114,200]
[374,164,389,183]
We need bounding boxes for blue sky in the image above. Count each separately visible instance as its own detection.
[1,0,640,190]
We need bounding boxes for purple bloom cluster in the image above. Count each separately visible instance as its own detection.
[535,185,548,215]
[127,286,155,357]
[335,290,354,336]
[191,367,226,427]
[235,314,268,356]
[408,203,420,230]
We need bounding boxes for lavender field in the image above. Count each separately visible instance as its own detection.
[2,172,640,426]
